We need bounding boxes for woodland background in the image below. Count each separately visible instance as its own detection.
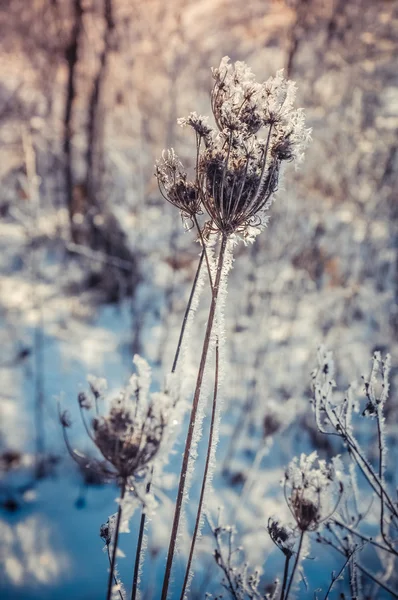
[0,0,397,598]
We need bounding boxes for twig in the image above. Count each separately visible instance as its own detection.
[323,549,354,599]
[67,242,134,271]
[318,534,398,599]
[332,518,392,554]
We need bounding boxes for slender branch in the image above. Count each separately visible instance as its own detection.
[107,479,127,600]
[214,530,240,600]
[376,409,398,555]
[284,530,304,600]
[332,518,392,554]
[323,550,353,600]
[325,405,398,518]
[319,534,398,599]
[161,234,228,600]
[180,340,220,599]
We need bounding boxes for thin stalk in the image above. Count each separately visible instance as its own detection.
[131,476,151,600]
[193,214,214,290]
[171,248,205,374]
[107,546,124,600]
[280,554,291,600]
[131,242,211,596]
[284,530,304,600]
[332,518,392,554]
[319,535,398,599]
[107,478,127,600]
[161,234,228,600]
[213,529,240,600]
[376,410,397,554]
[323,550,353,600]
[180,341,220,599]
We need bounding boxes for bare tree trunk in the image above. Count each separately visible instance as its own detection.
[63,0,83,242]
[86,0,115,211]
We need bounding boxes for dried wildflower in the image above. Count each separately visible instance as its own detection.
[100,521,111,546]
[157,57,311,238]
[87,374,107,399]
[60,409,72,428]
[362,352,391,418]
[155,149,201,221]
[211,57,263,136]
[284,452,344,532]
[59,356,169,483]
[177,112,212,140]
[267,517,295,557]
[199,134,280,235]
[78,391,92,410]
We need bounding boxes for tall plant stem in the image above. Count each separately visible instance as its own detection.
[131,476,151,600]
[280,554,291,600]
[171,247,205,374]
[161,234,228,600]
[106,546,124,600]
[193,215,214,291]
[107,478,127,600]
[131,243,211,598]
[284,530,304,600]
[180,341,220,599]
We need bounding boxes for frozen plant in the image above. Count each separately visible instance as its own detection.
[281,452,344,599]
[312,348,398,598]
[156,56,311,600]
[209,511,278,600]
[59,356,171,600]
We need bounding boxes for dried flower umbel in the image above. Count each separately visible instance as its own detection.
[284,452,344,533]
[156,57,311,238]
[59,356,169,600]
[277,452,344,600]
[267,518,295,558]
[156,148,202,224]
[60,376,166,483]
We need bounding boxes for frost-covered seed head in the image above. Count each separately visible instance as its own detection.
[100,522,111,546]
[91,401,165,479]
[157,57,311,238]
[284,452,344,532]
[177,112,213,139]
[155,149,201,220]
[59,356,169,483]
[78,391,91,410]
[267,517,295,557]
[60,409,72,428]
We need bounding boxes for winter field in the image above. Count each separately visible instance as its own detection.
[1,1,398,599]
